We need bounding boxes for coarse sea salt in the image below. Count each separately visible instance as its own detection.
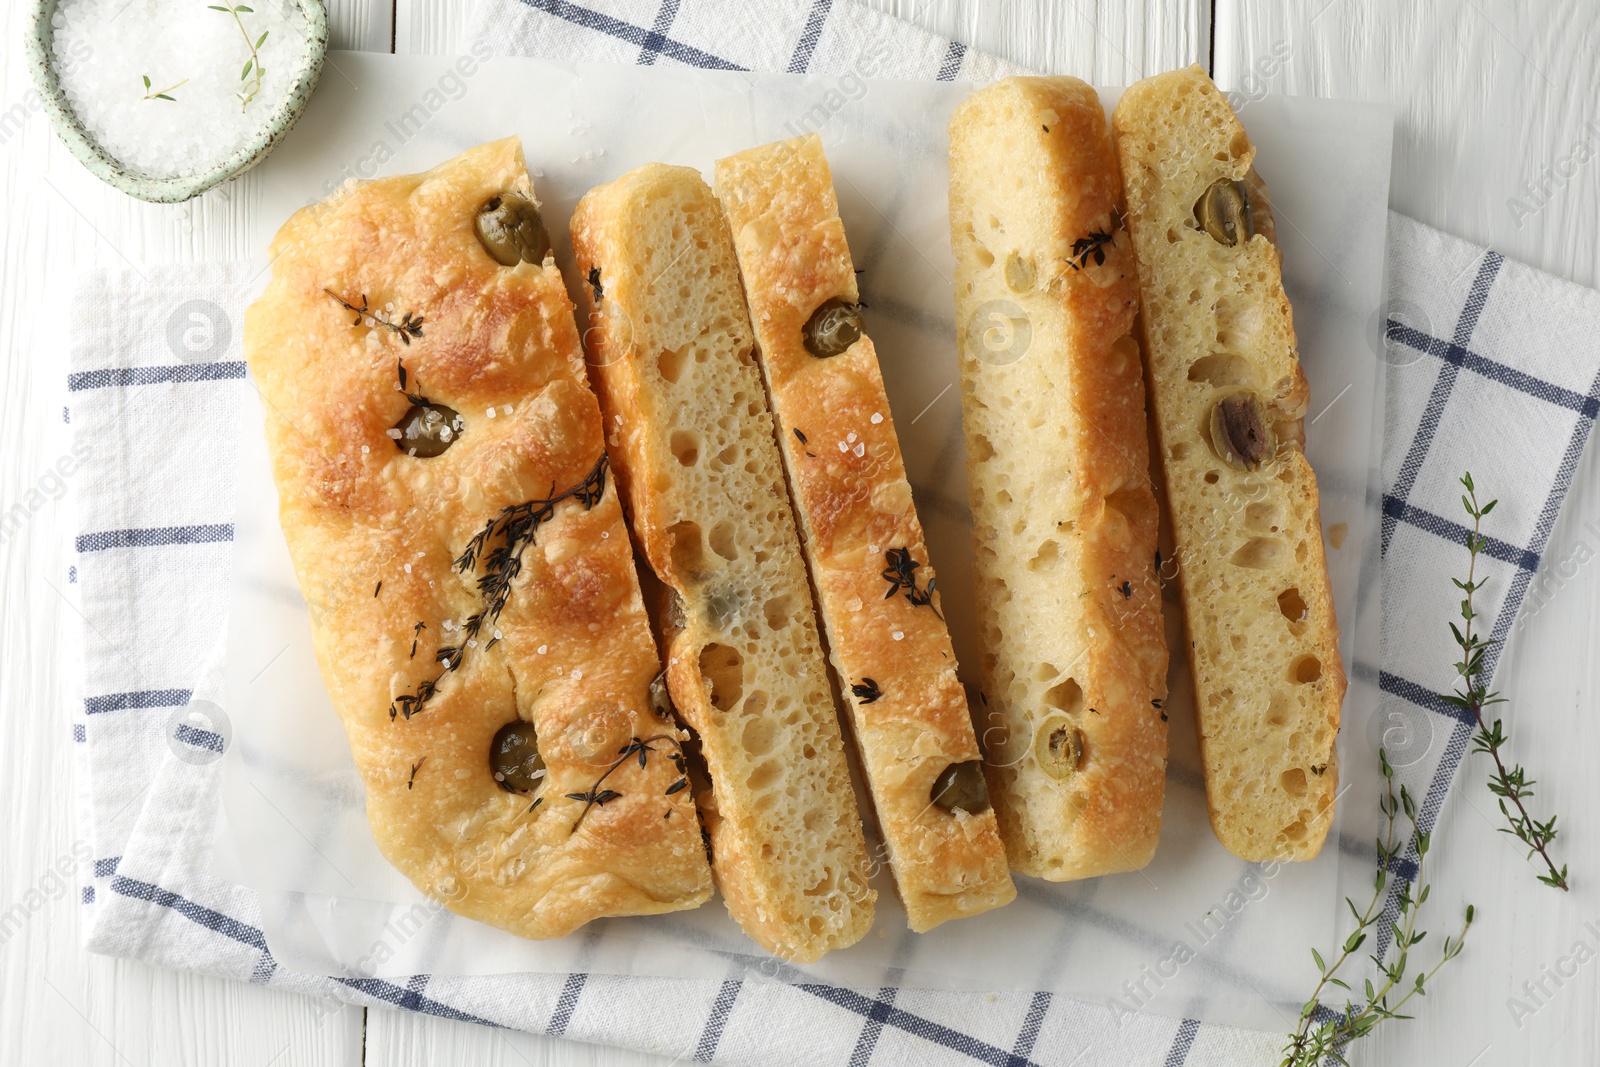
[51,0,311,180]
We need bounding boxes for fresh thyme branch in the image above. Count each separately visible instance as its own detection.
[1445,472,1570,891]
[389,454,610,722]
[1281,750,1474,1066]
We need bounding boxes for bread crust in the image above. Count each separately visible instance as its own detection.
[948,77,1170,880]
[1112,66,1345,861]
[714,134,1016,931]
[243,138,714,939]
[570,163,875,961]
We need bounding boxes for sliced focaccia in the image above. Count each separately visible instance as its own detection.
[948,76,1170,879]
[570,163,875,962]
[243,137,712,939]
[1112,66,1344,861]
[714,134,1015,931]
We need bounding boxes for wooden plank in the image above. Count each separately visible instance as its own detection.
[1214,4,1600,1066]
[0,0,382,1063]
[1213,0,1600,288]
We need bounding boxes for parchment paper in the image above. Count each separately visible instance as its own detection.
[214,51,1392,1032]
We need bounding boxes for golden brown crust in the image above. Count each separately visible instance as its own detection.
[948,76,1169,880]
[570,162,875,962]
[714,134,1015,931]
[1112,66,1345,861]
[243,138,712,940]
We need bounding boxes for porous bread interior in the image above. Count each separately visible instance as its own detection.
[948,78,1168,880]
[1113,66,1345,861]
[571,164,873,959]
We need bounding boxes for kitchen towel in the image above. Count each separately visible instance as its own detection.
[64,2,1600,1066]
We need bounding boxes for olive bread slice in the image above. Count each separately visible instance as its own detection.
[569,163,875,961]
[715,134,1015,931]
[1112,65,1344,862]
[948,77,1170,880]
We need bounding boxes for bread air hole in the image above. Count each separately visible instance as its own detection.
[1230,537,1283,570]
[1281,768,1308,797]
[1278,587,1308,622]
[763,594,793,631]
[709,520,738,561]
[1291,655,1322,684]
[1187,352,1254,388]
[1027,539,1059,572]
[698,643,744,711]
[670,430,700,466]
[667,521,705,580]
[658,346,689,383]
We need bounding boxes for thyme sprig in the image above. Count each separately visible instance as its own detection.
[1281,749,1474,1066]
[323,289,425,344]
[389,454,609,721]
[882,547,941,618]
[140,75,187,101]
[1444,472,1570,890]
[565,733,689,830]
[208,3,268,111]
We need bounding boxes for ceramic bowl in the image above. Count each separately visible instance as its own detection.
[24,0,328,203]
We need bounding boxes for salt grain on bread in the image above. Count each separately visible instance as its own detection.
[714,134,1015,931]
[947,77,1170,880]
[1112,65,1344,861]
[570,163,875,961]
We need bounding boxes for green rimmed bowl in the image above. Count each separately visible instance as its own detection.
[24,0,328,203]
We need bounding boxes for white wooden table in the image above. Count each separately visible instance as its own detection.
[3,1,1597,1064]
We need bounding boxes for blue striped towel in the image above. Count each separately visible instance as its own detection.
[65,2,1600,1064]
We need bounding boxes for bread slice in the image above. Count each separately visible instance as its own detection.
[569,163,875,961]
[1112,65,1344,861]
[714,134,1016,931]
[947,77,1170,880]
[243,137,713,939]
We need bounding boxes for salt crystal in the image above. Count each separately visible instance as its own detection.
[501,405,513,416]
[892,631,905,641]
[403,563,412,573]
[846,432,857,444]
[571,669,583,681]
[51,0,312,180]
[837,441,848,453]
[853,443,865,457]
[360,444,369,454]
[537,644,547,654]
[870,412,883,424]
[486,408,496,418]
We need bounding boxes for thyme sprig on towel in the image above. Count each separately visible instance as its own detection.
[1281,750,1474,1066]
[1445,472,1570,890]
[389,454,609,721]
[565,734,690,830]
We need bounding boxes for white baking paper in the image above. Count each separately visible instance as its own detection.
[217,51,1393,1032]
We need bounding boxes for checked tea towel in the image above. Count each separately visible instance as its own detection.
[65,2,1600,1066]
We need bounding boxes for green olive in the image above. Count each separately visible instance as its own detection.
[801,298,865,359]
[394,402,463,458]
[1034,717,1084,781]
[474,193,551,267]
[930,760,990,814]
[1195,179,1254,247]
[489,720,546,793]
[648,670,674,720]
[1003,252,1036,293]
[1208,391,1272,470]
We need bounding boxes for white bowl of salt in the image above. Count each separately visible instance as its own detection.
[26,0,327,203]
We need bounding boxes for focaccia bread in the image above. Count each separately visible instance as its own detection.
[948,76,1170,880]
[569,163,875,962]
[243,137,712,939]
[713,134,1015,931]
[1112,66,1344,861]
